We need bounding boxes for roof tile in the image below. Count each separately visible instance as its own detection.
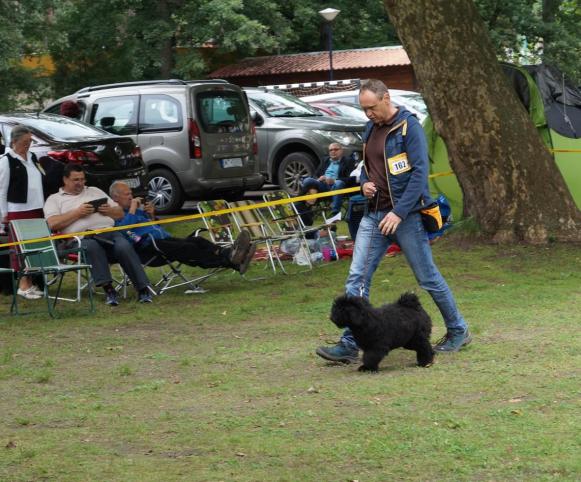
[209,46,409,78]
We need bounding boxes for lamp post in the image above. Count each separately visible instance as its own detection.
[319,8,340,81]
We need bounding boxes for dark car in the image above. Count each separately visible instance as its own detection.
[0,113,147,198]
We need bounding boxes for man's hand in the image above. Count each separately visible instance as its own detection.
[378,211,402,235]
[143,201,155,218]
[362,181,377,199]
[129,197,142,214]
[98,204,119,217]
[78,203,95,217]
[318,175,326,182]
[325,177,335,186]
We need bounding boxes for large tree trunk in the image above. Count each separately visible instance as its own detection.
[384,0,581,243]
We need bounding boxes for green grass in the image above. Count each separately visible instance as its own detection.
[1,237,580,481]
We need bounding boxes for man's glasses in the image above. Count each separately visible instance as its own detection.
[329,148,341,152]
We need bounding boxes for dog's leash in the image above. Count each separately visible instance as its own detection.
[359,194,380,298]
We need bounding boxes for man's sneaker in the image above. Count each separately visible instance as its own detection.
[230,230,251,265]
[315,343,359,364]
[138,289,153,303]
[237,243,257,275]
[17,287,42,300]
[105,290,119,306]
[434,329,472,353]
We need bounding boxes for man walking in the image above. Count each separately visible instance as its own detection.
[316,79,471,363]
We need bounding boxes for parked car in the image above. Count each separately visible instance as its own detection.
[306,100,369,122]
[0,113,147,198]
[244,87,365,194]
[300,89,428,123]
[43,80,264,213]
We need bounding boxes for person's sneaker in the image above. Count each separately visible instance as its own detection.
[237,243,257,275]
[434,329,472,352]
[30,285,44,297]
[315,343,359,364]
[17,287,42,300]
[230,230,251,265]
[105,290,119,306]
[138,289,153,303]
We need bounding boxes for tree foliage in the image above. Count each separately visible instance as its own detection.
[1,1,579,106]
[474,0,581,84]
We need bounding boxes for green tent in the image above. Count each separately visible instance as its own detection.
[425,63,581,219]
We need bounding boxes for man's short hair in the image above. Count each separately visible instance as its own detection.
[360,79,390,100]
[63,163,85,178]
[109,180,127,198]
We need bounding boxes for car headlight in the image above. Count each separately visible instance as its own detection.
[312,130,361,146]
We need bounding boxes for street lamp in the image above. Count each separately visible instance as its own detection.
[319,7,340,81]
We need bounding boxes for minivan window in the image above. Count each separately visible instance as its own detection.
[249,91,322,118]
[197,92,249,133]
[90,95,138,135]
[140,94,183,131]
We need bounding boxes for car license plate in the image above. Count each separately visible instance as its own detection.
[120,177,141,188]
[221,157,243,168]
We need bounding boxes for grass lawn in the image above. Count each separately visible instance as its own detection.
[1,234,580,481]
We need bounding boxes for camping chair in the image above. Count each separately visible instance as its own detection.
[136,233,219,295]
[9,219,94,317]
[227,200,288,274]
[262,191,339,268]
[197,200,237,247]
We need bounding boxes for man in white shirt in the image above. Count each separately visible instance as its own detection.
[44,164,152,305]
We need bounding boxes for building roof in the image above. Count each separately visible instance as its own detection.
[209,46,410,78]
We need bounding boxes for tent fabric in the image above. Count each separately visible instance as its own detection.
[523,64,581,138]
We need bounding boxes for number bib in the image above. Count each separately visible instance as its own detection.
[387,152,411,175]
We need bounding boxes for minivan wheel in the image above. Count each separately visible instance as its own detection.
[278,152,316,195]
[147,168,184,214]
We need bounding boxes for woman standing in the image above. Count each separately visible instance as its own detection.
[0,124,46,299]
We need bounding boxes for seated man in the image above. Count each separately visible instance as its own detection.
[44,164,153,305]
[300,143,356,215]
[109,181,256,275]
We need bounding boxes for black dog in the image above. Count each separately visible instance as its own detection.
[330,293,435,372]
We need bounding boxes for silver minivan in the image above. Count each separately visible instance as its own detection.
[43,80,264,213]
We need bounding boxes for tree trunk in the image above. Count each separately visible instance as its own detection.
[158,0,175,78]
[384,0,581,243]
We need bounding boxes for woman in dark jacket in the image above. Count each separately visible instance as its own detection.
[0,124,46,299]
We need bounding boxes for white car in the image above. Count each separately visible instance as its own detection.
[300,89,428,123]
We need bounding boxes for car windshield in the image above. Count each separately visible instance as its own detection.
[392,93,429,118]
[325,104,368,122]
[249,91,322,117]
[21,116,108,140]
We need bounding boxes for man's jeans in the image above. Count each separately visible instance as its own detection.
[301,178,346,214]
[341,210,467,350]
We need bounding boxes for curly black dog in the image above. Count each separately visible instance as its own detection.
[330,292,435,372]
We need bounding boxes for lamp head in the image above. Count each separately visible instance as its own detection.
[319,7,340,22]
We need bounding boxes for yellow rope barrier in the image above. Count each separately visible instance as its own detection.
[0,170,457,249]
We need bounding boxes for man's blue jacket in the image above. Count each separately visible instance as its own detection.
[360,107,434,220]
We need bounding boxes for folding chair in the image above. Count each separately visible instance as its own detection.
[136,234,219,295]
[227,200,288,274]
[9,219,94,317]
[262,191,339,268]
[197,200,236,247]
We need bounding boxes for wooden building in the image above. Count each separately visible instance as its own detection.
[208,46,417,91]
